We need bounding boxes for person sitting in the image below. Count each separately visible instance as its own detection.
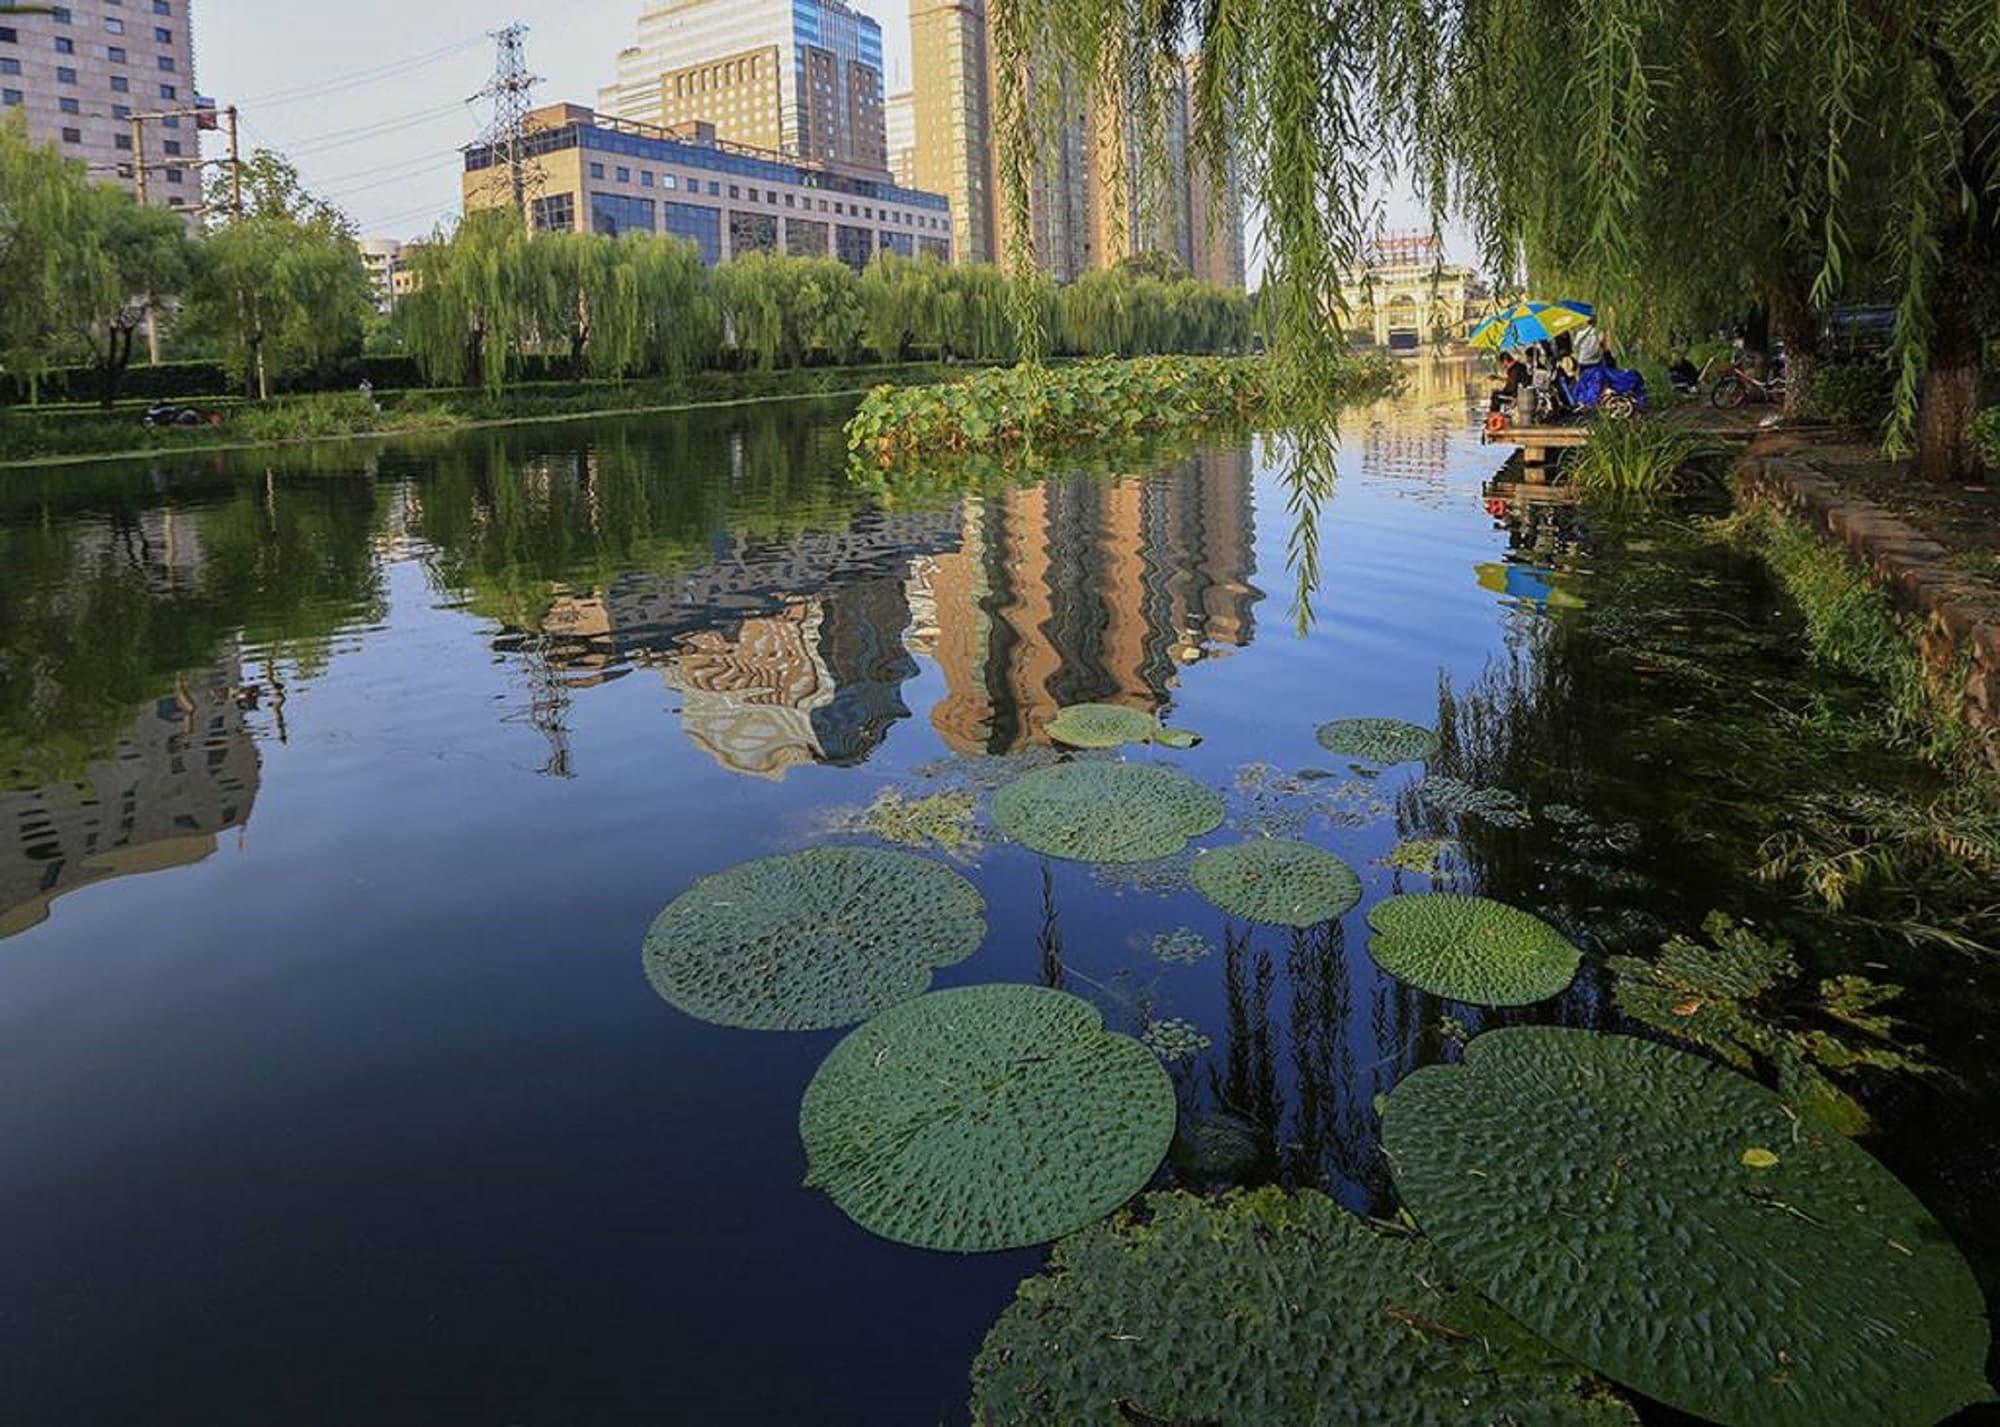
[1489,352,1530,414]
[1668,352,1701,394]
[1574,324,1604,368]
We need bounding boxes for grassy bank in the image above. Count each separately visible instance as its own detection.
[0,362,990,466]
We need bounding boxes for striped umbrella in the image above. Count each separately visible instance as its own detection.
[1467,300,1596,351]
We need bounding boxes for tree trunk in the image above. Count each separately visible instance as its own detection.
[98,324,133,409]
[1767,283,1817,423]
[1914,281,1982,483]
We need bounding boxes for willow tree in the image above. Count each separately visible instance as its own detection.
[989,0,1997,478]
[400,210,540,394]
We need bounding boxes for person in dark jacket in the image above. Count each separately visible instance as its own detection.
[1488,351,1530,414]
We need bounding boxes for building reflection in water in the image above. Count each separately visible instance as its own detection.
[0,651,260,938]
[923,447,1260,754]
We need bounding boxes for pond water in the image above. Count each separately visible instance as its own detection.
[1,362,1993,1423]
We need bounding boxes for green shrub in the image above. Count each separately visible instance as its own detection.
[1972,406,2000,469]
[1809,360,1894,430]
[1562,418,1728,498]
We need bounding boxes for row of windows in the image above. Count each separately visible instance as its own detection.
[42,24,175,46]
[39,2,176,19]
[586,159,943,231]
[560,188,944,270]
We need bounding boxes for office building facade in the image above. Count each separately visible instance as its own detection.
[601,0,888,176]
[0,0,200,211]
[907,0,993,265]
[884,87,914,186]
[463,104,949,270]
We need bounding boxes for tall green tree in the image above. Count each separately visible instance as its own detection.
[0,113,90,391]
[54,185,195,405]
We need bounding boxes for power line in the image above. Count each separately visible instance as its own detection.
[319,157,462,202]
[282,101,472,159]
[235,36,487,109]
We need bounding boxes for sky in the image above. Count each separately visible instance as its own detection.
[195,1,1469,268]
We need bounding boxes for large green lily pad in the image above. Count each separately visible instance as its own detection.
[642,847,984,1031]
[799,984,1175,1252]
[969,1187,1638,1425]
[1382,1028,1992,1427]
[1314,717,1439,763]
[1046,702,1201,750]
[1366,894,1582,1006]
[992,761,1224,863]
[1191,838,1361,926]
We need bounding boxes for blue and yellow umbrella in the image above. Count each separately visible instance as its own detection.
[1467,300,1595,351]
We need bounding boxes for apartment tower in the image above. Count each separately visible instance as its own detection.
[907,0,993,264]
[0,0,201,213]
[601,0,888,175]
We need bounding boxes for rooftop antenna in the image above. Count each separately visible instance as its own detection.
[473,22,544,223]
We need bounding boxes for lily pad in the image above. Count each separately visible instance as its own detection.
[993,761,1224,863]
[1046,702,1201,750]
[642,847,984,1031]
[1191,838,1361,927]
[1314,717,1439,764]
[1366,894,1582,1006]
[799,984,1175,1252]
[1149,926,1213,965]
[970,1187,1638,1426]
[1381,1028,1993,1427]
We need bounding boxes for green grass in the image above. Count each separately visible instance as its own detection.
[1563,417,1728,498]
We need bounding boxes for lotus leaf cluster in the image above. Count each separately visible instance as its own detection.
[642,847,984,1031]
[1046,702,1201,750]
[1382,837,1455,876]
[1366,893,1582,1006]
[970,1187,1638,1425]
[799,984,1175,1252]
[1313,717,1440,764]
[1382,1027,1992,1427]
[1191,838,1362,926]
[858,787,981,856]
[993,760,1224,863]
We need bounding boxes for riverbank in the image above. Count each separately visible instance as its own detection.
[0,361,994,469]
[1733,428,2000,772]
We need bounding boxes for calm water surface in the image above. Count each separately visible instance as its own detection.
[2,363,1994,1423]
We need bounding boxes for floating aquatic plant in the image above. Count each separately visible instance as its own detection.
[969,1187,1638,1425]
[1192,838,1361,927]
[1415,774,1531,827]
[993,761,1224,863]
[853,787,982,856]
[642,847,984,1031]
[1382,837,1455,877]
[1045,702,1201,750]
[1366,894,1582,1006]
[1382,1027,1992,1427]
[1230,761,1390,836]
[1141,1016,1212,1063]
[1608,912,1930,1134]
[1314,717,1440,764]
[799,984,1175,1252]
[1169,1110,1264,1182]
[1149,926,1213,965]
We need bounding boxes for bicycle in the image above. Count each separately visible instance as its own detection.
[1710,361,1787,409]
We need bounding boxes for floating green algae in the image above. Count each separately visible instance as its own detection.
[1313,717,1440,764]
[1382,837,1455,876]
[1381,1027,1992,1427]
[1148,926,1213,965]
[642,847,984,1031]
[1366,893,1582,1006]
[1191,838,1362,927]
[993,760,1224,863]
[799,984,1175,1252]
[1140,1016,1211,1063]
[969,1187,1638,1426]
[857,787,982,856]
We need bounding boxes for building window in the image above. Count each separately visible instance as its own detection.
[662,200,721,264]
[164,167,182,183]
[706,181,719,196]
[728,184,739,199]
[55,35,74,52]
[51,6,72,22]
[154,0,171,13]
[114,131,131,148]
[157,54,174,71]
[639,170,653,187]
[112,102,129,117]
[615,165,629,182]
[785,216,828,258]
[834,223,871,273]
[110,73,128,91]
[531,192,576,232]
[661,173,677,191]
[163,138,180,154]
[0,58,17,75]
[104,16,123,33]
[0,27,15,43]
[1,90,21,107]
[153,26,170,41]
[59,96,78,113]
[161,113,175,126]
[57,65,76,83]
[109,45,125,62]
[158,82,174,97]
[728,209,777,256]
[61,126,81,143]
[589,191,655,236]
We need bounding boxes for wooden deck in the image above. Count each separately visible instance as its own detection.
[1481,423,1591,466]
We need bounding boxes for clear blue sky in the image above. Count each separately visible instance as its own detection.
[195,1,1470,272]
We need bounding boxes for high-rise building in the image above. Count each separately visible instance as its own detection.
[1181,58,1245,290]
[0,0,202,214]
[907,0,993,265]
[601,0,888,176]
[885,88,915,187]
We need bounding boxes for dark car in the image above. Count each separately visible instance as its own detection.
[1820,306,1897,355]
